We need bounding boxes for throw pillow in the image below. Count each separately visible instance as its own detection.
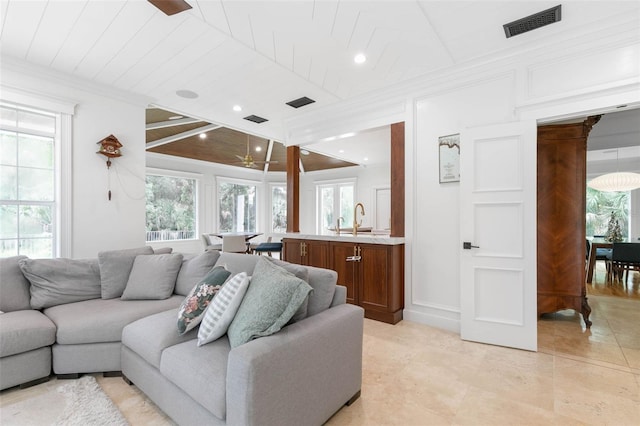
[197,272,250,346]
[153,247,173,254]
[0,255,32,312]
[18,258,102,309]
[227,257,313,348]
[98,246,154,299]
[176,266,231,335]
[262,257,311,321]
[121,253,184,300]
[175,251,220,296]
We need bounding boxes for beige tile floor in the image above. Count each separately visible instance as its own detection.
[3,270,640,425]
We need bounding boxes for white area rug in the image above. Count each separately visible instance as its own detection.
[0,376,129,426]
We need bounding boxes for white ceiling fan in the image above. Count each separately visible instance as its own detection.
[234,137,278,168]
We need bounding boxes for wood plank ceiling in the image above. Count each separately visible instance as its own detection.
[146,107,356,172]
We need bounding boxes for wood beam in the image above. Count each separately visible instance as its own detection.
[146,117,200,130]
[390,122,405,237]
[287,146,300,233]
[145,123,221,149]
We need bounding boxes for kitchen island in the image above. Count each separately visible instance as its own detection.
[282,234,404,324]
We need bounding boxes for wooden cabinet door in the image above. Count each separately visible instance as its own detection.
[330,242,357,304]
[305,240,329,268]
[281,239,303,264]
[358,244,390,311]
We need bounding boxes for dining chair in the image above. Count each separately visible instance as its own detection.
[586,239,612,281]
[201,234,222,252]
[222,235,248,253]
[252,236,283,257]
[607,242,640,286]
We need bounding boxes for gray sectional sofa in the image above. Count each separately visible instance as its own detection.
[0,248,364,425]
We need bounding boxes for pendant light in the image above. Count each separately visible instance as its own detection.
[587,149,640,192]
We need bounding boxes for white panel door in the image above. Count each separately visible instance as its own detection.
[460,121,537,351]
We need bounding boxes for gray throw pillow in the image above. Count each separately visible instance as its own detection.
[227,257,313,348]
[18,258,102,309]
[262,257,311,322]
[98,246,154,299]
[175,251,221,296]
[121,253,184,300]
[0,255,32,312]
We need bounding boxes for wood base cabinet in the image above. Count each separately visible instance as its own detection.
[283,238,404,324]
[281,239,329,268]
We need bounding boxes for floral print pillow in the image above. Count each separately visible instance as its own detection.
[177,265,231,335]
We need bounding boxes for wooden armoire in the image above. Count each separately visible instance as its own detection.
[537,116,601,328]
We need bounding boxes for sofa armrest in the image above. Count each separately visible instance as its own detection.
[226,303,364,426]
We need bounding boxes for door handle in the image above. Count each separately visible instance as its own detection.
[463,242,479,250]
[346,256,361,262]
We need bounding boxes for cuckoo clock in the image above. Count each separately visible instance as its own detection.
[96,135,123,200]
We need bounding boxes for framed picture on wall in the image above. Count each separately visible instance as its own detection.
[438,133,460,183]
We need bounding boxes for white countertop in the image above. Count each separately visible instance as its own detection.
[283,233,405,245]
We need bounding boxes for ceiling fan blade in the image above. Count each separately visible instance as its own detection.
[147,0,192,16]
[235,155,245,161]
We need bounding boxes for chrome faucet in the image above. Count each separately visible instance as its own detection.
[336,217,344,235]
[353,203,365,236]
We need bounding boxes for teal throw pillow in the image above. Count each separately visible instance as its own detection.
[227,257,313,348]
[176,266,231,335]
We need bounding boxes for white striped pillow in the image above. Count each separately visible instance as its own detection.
[197,272,250,346]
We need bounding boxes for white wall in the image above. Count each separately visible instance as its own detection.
[284,14,640,333]
[1,60,150,258]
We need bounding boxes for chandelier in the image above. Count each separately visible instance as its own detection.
[588,172,640,192]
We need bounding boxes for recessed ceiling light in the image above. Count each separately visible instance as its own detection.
[176,89,198,99]
[354,53,366,64]
[255,146,262,152]
[363,157,369,161]
[233,105,242,112]
[168,115,183,120]
[199,133,206,139]
[338,149,345,153]
[301,149,310,156]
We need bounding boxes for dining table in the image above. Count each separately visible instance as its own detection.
[208,232,263,241]
[585,237,640,283]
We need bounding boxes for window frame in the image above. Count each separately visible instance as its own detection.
[145,167,201,243]
[269,182,287,234]
[216,176,261,233]
[315,178,356,235]
[0,102,68,258]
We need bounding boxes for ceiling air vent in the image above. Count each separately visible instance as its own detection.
[286,96,316,109]
[503,4,561,38]
[243,115,268,124]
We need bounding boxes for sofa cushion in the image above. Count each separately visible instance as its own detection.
[175,251,220,296]
[197,272,250,346]
[305,266,338,317]
[44,295,183,344]
[227,257,312,348]
[0,310,56,357]
[176,265,231,335]
[122,308,198,369]
[160,337,230,419]
[152,247,173,254]
[213,252,259,275]
[121,254,184,300]
[18,258,101,309]
[0,255,32,312]
[98,246,154,299]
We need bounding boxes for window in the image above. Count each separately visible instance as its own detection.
[271,184,287,233]
[0,104,57,258]
[316,180,355,234]
[218,180,257,232]
[145,173,197,241]
[586,187,630,238]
